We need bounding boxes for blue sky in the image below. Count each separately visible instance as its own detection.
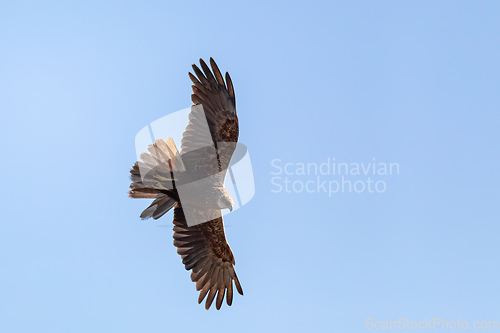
[1,1,500,332]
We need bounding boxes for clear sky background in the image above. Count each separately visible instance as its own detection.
[1,1,499,332]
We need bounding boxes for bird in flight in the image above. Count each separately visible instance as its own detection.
[128,58,243,310]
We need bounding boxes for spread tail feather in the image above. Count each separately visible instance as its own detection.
[129,138,183,219]
[140,193,177,219]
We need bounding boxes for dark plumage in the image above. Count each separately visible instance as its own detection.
[128,58,243,310]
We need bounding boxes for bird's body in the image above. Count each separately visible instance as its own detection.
[128,58,243,310]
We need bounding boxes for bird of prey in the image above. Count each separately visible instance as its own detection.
[128,58,243,310]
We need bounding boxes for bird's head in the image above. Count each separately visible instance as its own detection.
[216,188,234,212]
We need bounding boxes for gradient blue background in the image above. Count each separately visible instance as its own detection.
[1,1,499,332]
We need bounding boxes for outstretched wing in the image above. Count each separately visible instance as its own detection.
[173,205,243,310]
[180,58,239,179]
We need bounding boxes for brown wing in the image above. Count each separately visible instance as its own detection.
[180,58,239,178]
[173,205,243,310]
